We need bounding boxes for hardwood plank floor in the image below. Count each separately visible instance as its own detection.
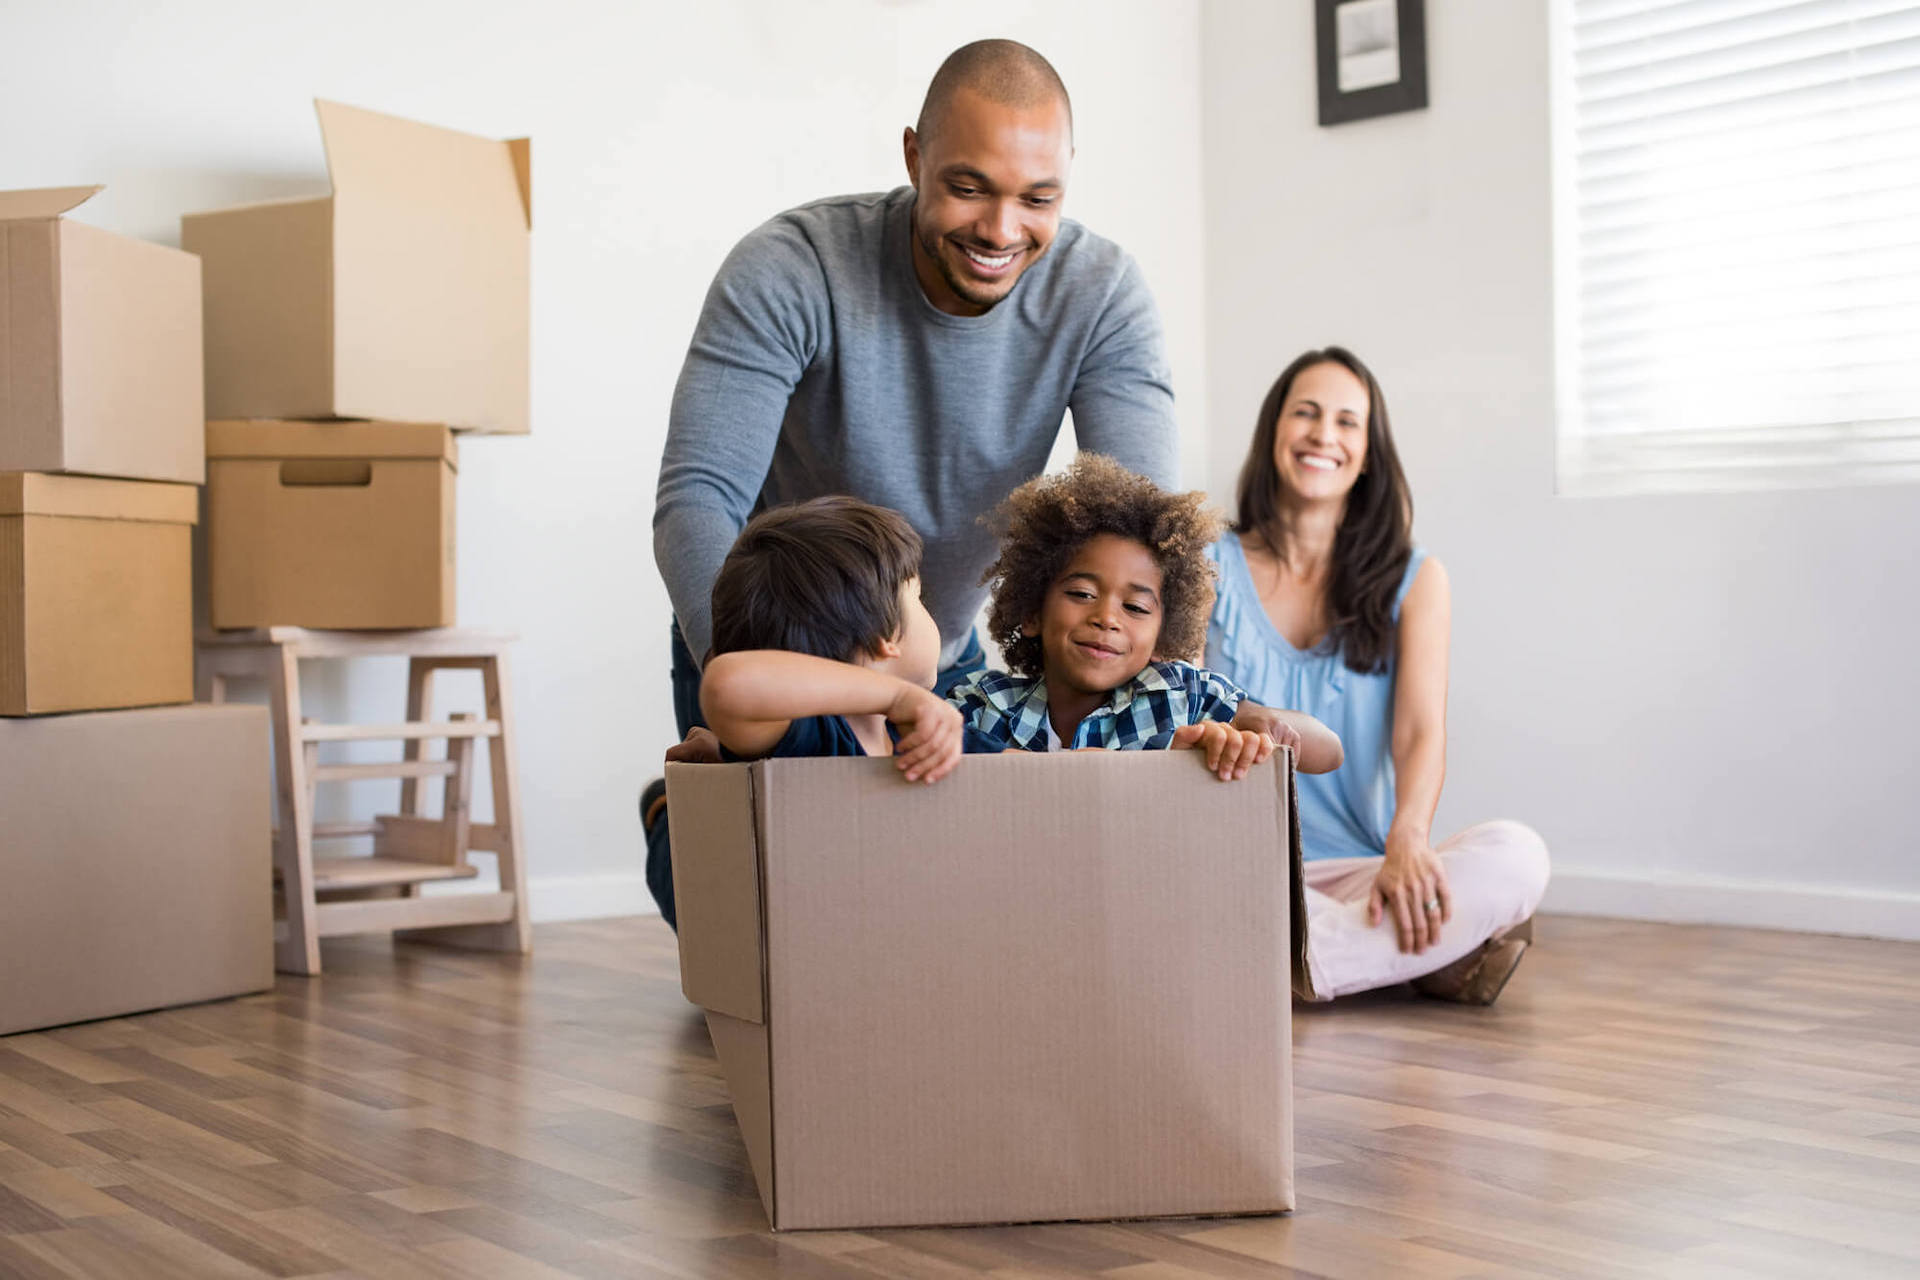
[1,915,1915,1278]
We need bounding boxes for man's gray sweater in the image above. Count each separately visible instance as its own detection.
[654,186,1177,666]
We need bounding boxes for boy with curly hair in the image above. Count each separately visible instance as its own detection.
[949,454,1342,777]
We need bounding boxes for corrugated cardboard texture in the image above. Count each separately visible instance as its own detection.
[1,217,64,468]
[666,762,765,1024]
[706,1010,775,1224]
[0,704,273,1035]
[0,471,199,523]
[183,102,529,434]
[206,418,457,467]
[0,514,21,712]
[323,100,530,433]
[205,429,455,630]
[1,474,196,716]
[1,189,204,484]
[55,222,204,483]
[182,197,334,421]
[681,751,1295,1231]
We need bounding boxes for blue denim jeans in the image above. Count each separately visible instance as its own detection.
[646,623,988,931]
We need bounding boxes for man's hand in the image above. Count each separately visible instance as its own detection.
[1230,702,1302,759]
[887,683,965,784]
[664,726,723,764]
[1169,720,1272,781]
[1369,828,1453,954]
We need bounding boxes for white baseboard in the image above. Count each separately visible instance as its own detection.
[1542,868,1920,942]
[527,872,659,923]
[516,869,1918,941]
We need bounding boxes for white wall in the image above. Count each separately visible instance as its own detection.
[1201,0,1920,939]
[3,0,1208,920]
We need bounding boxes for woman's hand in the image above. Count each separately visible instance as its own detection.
[887,683,964,784]
[1369,828,1452,954]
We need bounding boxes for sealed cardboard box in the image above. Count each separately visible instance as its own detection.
[1,472,195,716]
[0,187,205,483]
[182,100,531,435]
[205,419,455,630]
[0,703,273,1036]
[666,751,1313,1231]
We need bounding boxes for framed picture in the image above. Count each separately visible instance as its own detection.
[1316,0,1429,127]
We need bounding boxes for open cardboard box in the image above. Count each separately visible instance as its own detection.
[0,187,204,483]
[182,100,530,434]
[1,472,196,716]
[666,750,1315,1231]
[203,419,456,630]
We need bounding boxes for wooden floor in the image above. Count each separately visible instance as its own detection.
[0,916,1916,1280]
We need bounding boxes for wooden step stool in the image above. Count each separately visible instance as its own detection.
[196,627,532,975]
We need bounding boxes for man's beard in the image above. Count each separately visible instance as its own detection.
[917,219,1018,312]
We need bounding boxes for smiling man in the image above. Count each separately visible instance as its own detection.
[645,40,1177,921]
[655,38,1176,704]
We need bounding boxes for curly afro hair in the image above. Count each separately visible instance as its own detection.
[982,453,1223,677]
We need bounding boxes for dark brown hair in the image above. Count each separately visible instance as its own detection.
[983,453,1220,677]
[1233,347,1412,674]
[709,497,922,663]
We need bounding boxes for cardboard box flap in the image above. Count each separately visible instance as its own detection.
[205,420,456,469]
[0,186,102,222]
[1282,751,1317,1000]
[665,761,766,1024]
[705,1011,776,1224]
[315,100,530,230]
[0,472,197,525]
[508,138,532,230]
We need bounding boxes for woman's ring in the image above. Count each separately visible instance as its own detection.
[1424,898,1441,913]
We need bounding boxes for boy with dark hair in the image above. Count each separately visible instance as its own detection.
[644,496,999,929]
[950,454,1343,775]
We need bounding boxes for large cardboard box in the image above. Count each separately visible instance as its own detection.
[1,473,196,716]
[667,751,1314,1231]
[0,187,205,483]
[205,419,456,631]
[181,100,531,435]
[0,703,274,1036]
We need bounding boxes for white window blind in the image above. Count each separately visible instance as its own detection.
[1551,0,1920,495]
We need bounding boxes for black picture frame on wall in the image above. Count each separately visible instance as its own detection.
[1316,0,1428,127]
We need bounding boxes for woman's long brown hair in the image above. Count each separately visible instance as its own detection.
[1231,347,1413,674]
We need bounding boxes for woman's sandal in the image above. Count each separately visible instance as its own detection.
[1411,917,1534,1006]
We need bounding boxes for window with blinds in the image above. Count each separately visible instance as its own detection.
[1551,0,1920,495]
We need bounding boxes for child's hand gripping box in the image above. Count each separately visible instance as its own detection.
[666,749,1317,1232]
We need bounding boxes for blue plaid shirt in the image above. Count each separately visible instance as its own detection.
[947,660,1247,751]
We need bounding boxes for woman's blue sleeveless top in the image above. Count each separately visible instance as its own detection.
[1204,531,1428,862]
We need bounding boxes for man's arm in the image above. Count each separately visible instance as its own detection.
[653,222,828,661]
[1066,255,1178,487]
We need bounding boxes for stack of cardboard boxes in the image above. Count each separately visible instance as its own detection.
[0,187,271,1034]
[0,101,529,1035]
[185,99,532,629]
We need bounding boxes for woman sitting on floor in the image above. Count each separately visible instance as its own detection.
[1207,347,1549,1004]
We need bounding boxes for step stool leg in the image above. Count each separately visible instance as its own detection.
[399,650,532,954]
[269,645,322,974]
[399,658,436,817]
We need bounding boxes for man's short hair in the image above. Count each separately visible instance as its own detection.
[709,497,923,664]
[915,39,1072,146]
